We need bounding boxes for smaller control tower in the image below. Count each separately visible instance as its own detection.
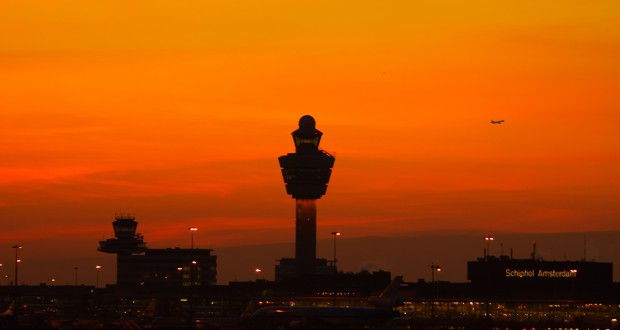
[99,215,217,287]
[98,215,147,254]
[277,115,336,279]
[98,214,147,286]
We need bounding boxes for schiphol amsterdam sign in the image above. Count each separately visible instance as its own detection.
[505,268,578,279]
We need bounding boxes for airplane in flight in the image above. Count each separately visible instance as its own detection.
[491,120,505,124]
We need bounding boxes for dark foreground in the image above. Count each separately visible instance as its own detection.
[1,282,618,330]
[2,309,618,330]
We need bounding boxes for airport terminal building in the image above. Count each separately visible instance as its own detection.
[467,255,613,300]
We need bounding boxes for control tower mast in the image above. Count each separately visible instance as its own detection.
[278,115,335,276]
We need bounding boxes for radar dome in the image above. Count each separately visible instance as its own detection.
[298,115,316,129]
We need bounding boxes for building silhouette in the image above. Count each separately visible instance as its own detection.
[276,115,336,280]
[99,215,217,287]
[467,255,612,299]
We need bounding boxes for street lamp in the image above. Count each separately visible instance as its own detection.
[12,245,22,286]
[429,263,442,319]
[255,268,262,281]
[189,227,198,249]
[484,235,494,259]
[74,267,79,286]
[429,264,442,283]
[330,232,340,269]
[95,265,102,288]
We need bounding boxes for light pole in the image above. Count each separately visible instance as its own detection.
[74,267,79,285]
[12,245,22,286]
[484,235,494,259]
[189,227,198,249]
[429,264,441,283]
[95,265,102,288]
[429,263,441,319]
[483,235,494,317]
[190,261,198,323]
[330,232,340,269]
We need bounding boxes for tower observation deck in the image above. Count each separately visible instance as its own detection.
[278,115,335,277]
[98,214,147,255]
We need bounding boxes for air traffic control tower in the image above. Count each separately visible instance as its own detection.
[98,215,147,286]
[276,115,336,279]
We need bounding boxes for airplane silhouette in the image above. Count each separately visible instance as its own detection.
[240,276,403,328]
[491,120,505,124]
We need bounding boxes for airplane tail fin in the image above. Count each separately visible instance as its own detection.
[142,298,157,318]
[1,300,15,316]
[368,276,404,309]
[379,276,403,299]
[241,300,258,318]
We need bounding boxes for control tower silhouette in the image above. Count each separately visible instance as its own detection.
[278,115,335,277]
[98,214,147,286]
[98,215,217,287]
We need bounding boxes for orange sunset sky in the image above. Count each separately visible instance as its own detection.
[1,1,619,285]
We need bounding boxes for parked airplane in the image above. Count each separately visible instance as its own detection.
[113,298,186,330]
[240,306,399,329]
[239,276,403,329]
[491,120,505,124]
